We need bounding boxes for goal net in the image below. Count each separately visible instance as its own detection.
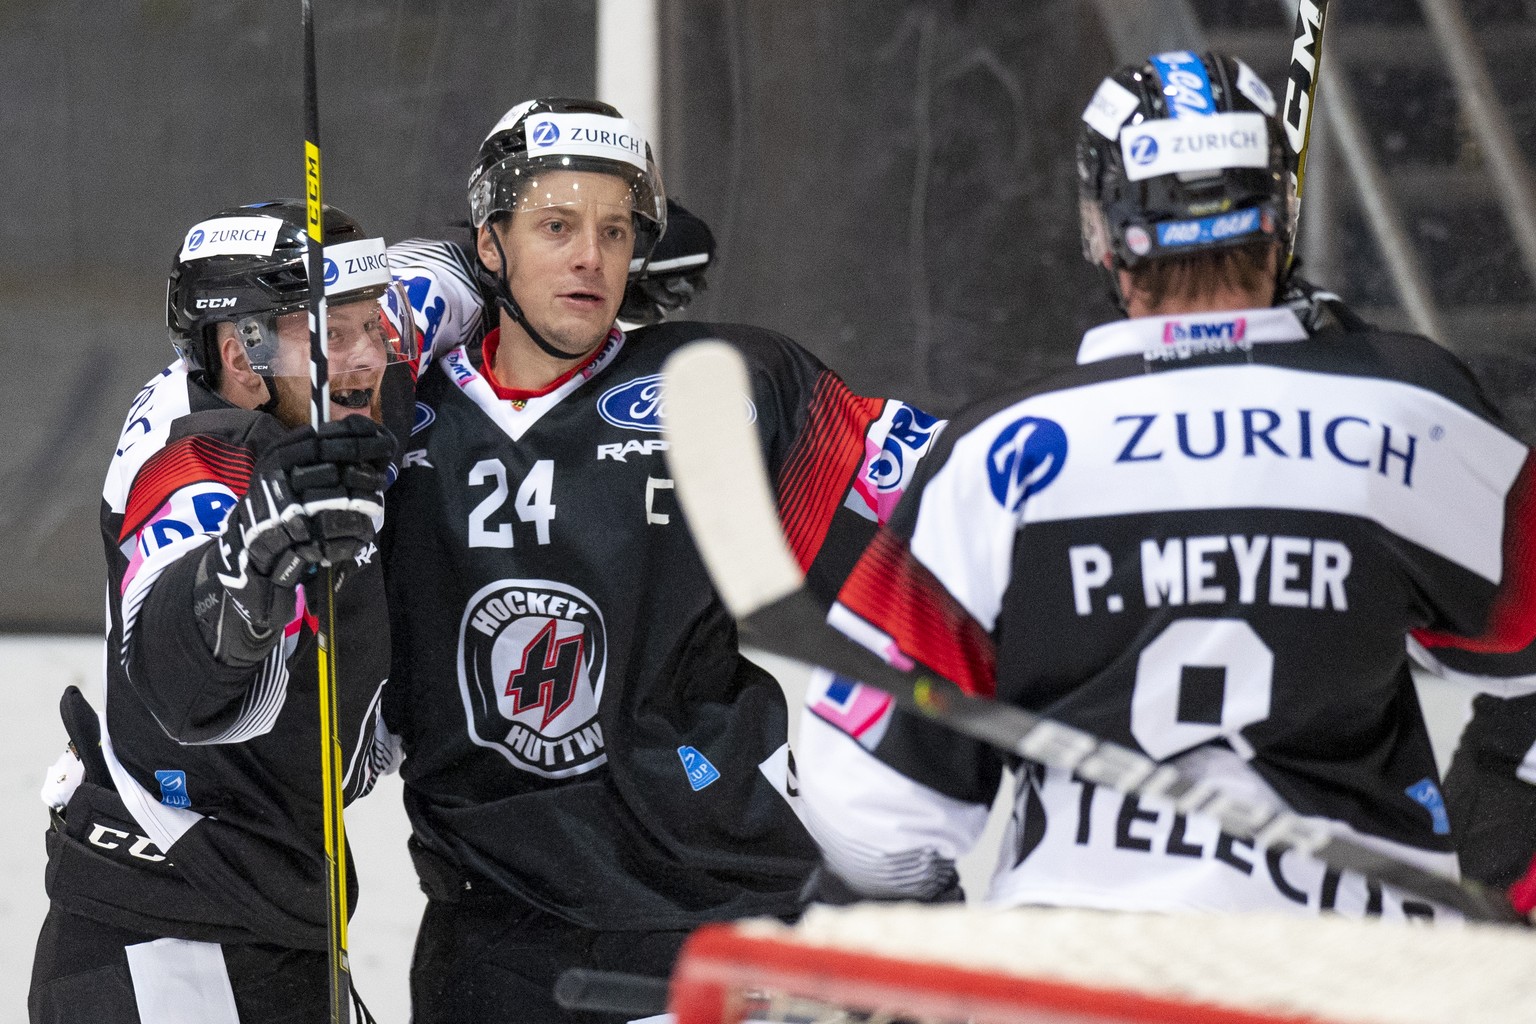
[669,903,1536,1024]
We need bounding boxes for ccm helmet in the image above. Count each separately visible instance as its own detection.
[167,201,396,389]
[469,98,668,358]
[1077,51,1292,282]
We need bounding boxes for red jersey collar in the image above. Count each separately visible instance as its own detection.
[479,327,613,402]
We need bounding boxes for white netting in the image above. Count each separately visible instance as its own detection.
[723,903,1536,1024]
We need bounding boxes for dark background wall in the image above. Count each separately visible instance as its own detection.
[3,0,1531,631]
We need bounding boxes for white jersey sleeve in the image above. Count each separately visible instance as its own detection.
[387,238,487,369]
[797,668,993,900]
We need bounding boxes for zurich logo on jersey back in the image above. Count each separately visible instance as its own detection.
[531,120,561,147]
[412,401,436,435]
[987,415,1068,511]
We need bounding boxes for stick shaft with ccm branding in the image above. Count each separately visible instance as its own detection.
[1282,0,1334,270]
[660,340,1523,925]
[300,2,352,1021]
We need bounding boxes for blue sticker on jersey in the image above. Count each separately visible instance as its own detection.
[1150,51,1215,119]
[155,769,191,809]
[986,416,1068,511]
[1405,777,1451,835]
[1156,208,1263,249]
[677,745,721,791]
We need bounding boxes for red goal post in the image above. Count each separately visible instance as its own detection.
[669,904,1536,1024]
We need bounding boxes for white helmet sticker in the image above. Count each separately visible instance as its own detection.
[322,238,390,296]
[1235,59,1278,118]
[1119,111,1270,182]
[521,112,649,172]
[1083,77,1140,141]
[179,216,282,261]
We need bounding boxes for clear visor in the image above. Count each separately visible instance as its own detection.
[236,279,420,411]
[470,154,667,244]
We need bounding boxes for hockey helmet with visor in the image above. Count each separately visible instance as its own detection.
[167,201,419,417]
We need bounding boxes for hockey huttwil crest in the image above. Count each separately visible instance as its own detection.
[458,579,608,778]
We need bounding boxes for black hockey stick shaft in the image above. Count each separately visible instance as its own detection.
[1282,0,1334,271]
[301,2,352,1022]
[661,340,1522,925]
[554,968,670,1017]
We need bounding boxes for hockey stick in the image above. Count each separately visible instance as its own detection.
[301,2,353,1021]
[660,340,1522,925]
[1282,0,1334,272]
[554,968,670,1017]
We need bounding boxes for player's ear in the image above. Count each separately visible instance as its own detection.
[218,328,259,388]
[476,222,504,274]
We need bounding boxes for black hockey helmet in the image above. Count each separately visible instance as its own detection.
[1077,51,1293,277]
[467,98,668,359]
[468,97,667,260]
[167,200,418,418]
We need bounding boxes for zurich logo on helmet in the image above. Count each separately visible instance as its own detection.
[531,120,561,147]
[187,229,206,252]
[1128,135,1159,165]
[986,416,1068,511]
[322,258,340,286]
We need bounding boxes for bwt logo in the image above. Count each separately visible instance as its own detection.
[186,229,206,251]
[322,258,339,286]
[1164,318,1246,344]
[1128,135,1159,165]
[531,120,561,147]
[987,415,1068,511]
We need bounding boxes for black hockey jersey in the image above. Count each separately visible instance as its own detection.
[381,255,941,928]
[48,364,396,949]
[797,307,1536,918]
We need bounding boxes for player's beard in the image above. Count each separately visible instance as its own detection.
[269,373,383,427]
[270,374,312,429]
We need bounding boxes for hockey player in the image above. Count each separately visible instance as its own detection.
[29,201,411,1023]
[793,51,1536,919]
[379,98,940,1023]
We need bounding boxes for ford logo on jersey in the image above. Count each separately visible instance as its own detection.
[987,416,1068,510]
[598,373,758,433]
[412,401,436,435]
[531,120,561,147]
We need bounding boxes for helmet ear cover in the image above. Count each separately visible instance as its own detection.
[1076,52,1294,282]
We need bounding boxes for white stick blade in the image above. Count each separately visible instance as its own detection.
[662,340,805,618]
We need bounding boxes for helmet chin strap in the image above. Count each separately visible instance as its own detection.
[486,229,591,362]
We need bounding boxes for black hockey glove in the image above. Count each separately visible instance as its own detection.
[619,197,716,325]
[192,417,395,668]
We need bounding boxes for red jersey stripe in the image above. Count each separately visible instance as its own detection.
[121,436,255,543]
[1416,452,1536,653]
[778,373,884,570]
[838,530,998,698]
